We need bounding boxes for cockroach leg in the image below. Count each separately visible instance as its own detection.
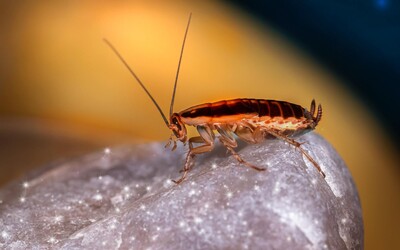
[172,126,215,184]
[165,135,172,148]
[188,136,205,150]
[173,152,194,184]
[216,125,266,172]
[225,144,266,171]
[267,130,326,178]
[252,126,269,143]
[171,142,177,151]
[165,135,178,151]
[234,125,257,144]
[189,127,215,155]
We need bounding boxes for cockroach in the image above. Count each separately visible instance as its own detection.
[104,14,325,184]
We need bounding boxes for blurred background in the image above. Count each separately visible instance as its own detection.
[0,1,398,249]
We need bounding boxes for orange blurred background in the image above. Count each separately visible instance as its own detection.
[0,1,398,249]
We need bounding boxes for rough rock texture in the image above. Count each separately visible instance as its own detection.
[0,133,363,249]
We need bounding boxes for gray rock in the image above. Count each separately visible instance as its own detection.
[0,133,363,249]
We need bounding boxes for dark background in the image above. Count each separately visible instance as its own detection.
[229,0,400,143]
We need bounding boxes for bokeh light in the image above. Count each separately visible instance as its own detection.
[0,1,398,249]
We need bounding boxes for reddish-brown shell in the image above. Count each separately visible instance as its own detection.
[179,98,315,129]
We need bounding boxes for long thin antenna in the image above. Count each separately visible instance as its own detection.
[169,13,192,117]
[103,38,170,128]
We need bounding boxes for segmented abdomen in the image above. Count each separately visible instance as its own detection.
[179,98,307,124]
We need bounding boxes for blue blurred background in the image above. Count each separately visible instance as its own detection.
[230,0,400,142]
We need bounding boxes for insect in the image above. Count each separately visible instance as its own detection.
[104,14,325,184]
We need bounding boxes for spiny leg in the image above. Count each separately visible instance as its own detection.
[266,130,326,178]
[173,150,194,184]
[216,125,265,171]
[165,134,177,151]
[224,144,266,171]
[177,136,204,173]
[172,126,215,184]
[233,122,259,144]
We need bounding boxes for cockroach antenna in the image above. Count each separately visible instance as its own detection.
[103,13,192,128]
[170,13,192,117]
[103,38,170,128]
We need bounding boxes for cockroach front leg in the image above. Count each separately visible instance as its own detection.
[177,136,203,173]
[216,125,265,171]
[266,130,326,178]
[165,135,178,151]
[172,126,215,184]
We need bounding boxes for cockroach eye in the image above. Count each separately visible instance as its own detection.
[175,120,182,130]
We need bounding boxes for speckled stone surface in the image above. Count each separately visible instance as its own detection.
[0,133,363,249]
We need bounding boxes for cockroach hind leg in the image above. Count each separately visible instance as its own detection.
[296,144,326,178]
[246,163,266,172]
[290,141,325,177]
[292,140,307,149]
[319,168,326,178]
[267,130,325,178]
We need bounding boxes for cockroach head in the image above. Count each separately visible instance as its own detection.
[169,113,187,143]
